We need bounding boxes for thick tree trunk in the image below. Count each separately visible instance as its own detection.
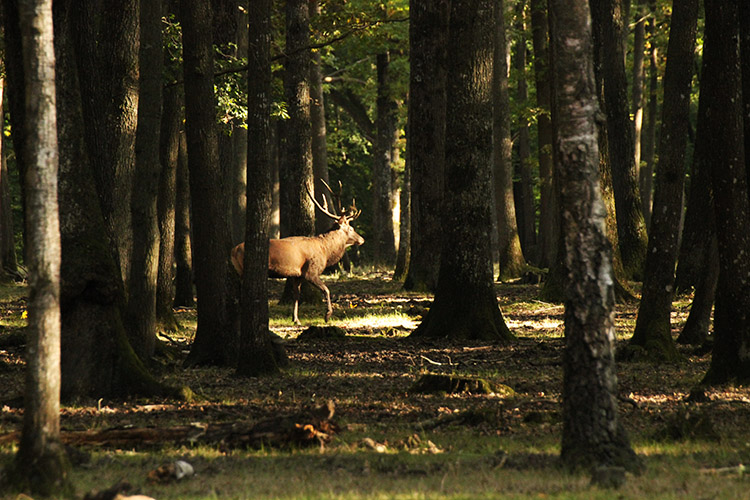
[11,0,71,494]
[411,0,513,342]
[494,0,525,280]
[403,0,448,292]
[550,0,639,473]
[182,0,237,367]
[530,0,557,268]
[372,52,398,266]
[630,0,698,361]
[74,0,139,291]
[590,0,648,280]
[126,0,163,361]
[53,0,173,400]
[702,0,750,385]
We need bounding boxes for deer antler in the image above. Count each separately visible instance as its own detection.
[306,183,339,220]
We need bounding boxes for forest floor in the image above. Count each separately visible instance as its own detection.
[1,271,750,499]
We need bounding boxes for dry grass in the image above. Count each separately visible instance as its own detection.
[1,273,749,499]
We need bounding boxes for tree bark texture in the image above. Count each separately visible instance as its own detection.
[12,0,71,494]
[74,0,139,291]
[550,0,639,472]
[173,131,195,307]
[630,0,698,361]
[640,0,658,224]
[372,51,398,266]
[678,236,717,346]
[182,0,237,366]
[702,0,750,385]
[127,0,163,361]
[590,0,648,280]
[631,0,646,178]
[0,80,20,281]
[494,0,525,280]
[403,0,448,292]
[394,158,411,280]
[155,84,181,331]
[530,0,557,268]
[52,0,171,400]
[236,0,283,376]
[411,0,513,342]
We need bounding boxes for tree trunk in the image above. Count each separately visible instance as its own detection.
[702,0,750,385]
[182,0,237,367]
[173,131,194,307]
[74,0,139,291]
[678,236,718,346]
[394,157,411,280]
[0,79,20,281]
[494,0,525,280]
[513,1,536,263]
[372,51,398,266]
[631,0,646,178]
[155,84,181,331]
[590,0,648,280]
[530,0,557,268]
[11,0,71,494]
[640,0,658,224]
[550,0,639,473]
[403,0,448,292]
[411,0,513,342]
[236,0,285,376]
[126,0,163,361]
[630,0,698,361]
[53,0,174,400]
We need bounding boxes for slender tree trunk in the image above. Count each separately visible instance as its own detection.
[550,0,639,473]
[513,2,536,262]
[590,0,648,280]
[127,0,163,361]
[231,2,249,243]
[11,0,71,494]
[236,0,284,376]
[182,0,237,366]
[0,79,20,281]
[678,236,718,346]
[394,157,411,280]
[403,0,448,292]
[411,0,513,342]
[494,0,525,280]
[309,0,331,235]
[629,0,698,361]
[631,0,646,178]
[372,51,398,266]
[173,131,194,307]
[155,84,181,331]
[640,0,658,224]
[531,0,557,268]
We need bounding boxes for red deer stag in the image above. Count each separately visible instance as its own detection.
[231,183,364,325]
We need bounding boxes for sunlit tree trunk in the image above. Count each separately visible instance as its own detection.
[11,0,71,494]
[550,0,640,473]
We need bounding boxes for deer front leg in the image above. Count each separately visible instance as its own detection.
[292,278,302,325]
[308,276,332,322]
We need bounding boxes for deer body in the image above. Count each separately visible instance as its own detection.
[231,214,364,325]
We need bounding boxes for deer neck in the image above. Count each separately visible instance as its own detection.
[318,228,348,266]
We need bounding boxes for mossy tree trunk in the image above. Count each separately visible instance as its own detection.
[411,0,513,343]
[630,0,698,361]
[550,0,640,473]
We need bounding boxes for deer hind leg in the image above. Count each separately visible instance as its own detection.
[307,276,332,322]
[292,278,303,325]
